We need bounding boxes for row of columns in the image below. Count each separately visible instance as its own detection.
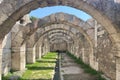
[67,40,99,71]
[10,39,50,72]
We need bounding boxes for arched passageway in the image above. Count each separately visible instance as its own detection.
[0,1,120,80]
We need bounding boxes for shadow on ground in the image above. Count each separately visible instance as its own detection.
[37,60,56,63]
[42,57,57,60]
[27,66,55,70]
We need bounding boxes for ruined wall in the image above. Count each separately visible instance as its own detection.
[86,18,117,79]
[87,0,120,27]
[97,26,116,80]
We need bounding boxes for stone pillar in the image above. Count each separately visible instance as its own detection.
[0,48,2,80]
[116,43,120,80]
[89,20,99,71]
[20,44,26,70]
[89,48,98,70]
[38,45,42,59]
[75,46,78,57]
[70,44,73,52]
[74,40,79,57]
[26,47,36,64]
[11,44,26,71]
[82,48,85,63]
[89,47,94,68]
[35,44,40,59]
[46,40,50,53]
[41,39,50,55]
[42,46,45,56]
[95,20,97,47]
[70,43,73,53]
[116,57,120,80]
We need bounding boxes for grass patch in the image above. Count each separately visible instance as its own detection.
[66,51,106,80]
[2,72,13,80]
[20,52,57,80]
[2,52,57,80]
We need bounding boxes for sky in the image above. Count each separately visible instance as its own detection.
[29,6,92,21]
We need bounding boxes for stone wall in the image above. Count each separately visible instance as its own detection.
[51,42,67,51]
[87,18,117,80]
[97,26,116,80]
[84,18,118,79]
[87,0,120,27]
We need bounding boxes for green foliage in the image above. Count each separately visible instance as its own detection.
[66,51,106,80]
[30,16,38,22]
[2,72,12,80]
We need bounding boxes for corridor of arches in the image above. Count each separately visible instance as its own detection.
[0,0,120,80]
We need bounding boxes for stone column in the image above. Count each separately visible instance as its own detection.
[90,20,99,71]
[0,47,2,80]
[11,44,26,71]
[41,46,45,56]
[46,40,50,53]
[20,44,26,70]
[89,47,94,68]
[89,20,98,70]
[75,40,79,57]
[82,48,85,63]
[115,42,120,80]
[38,45,42,59]
[116,57,120,80]
[41,39,49,55]
[89,48,98,71]
[70,43,73,52]
[26,47,36,64]
[35,44,40,59]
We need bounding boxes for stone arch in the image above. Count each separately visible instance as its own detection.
[23,24,87,47]
[34,25,93,61]
[35,28,76,57]
[35,28,93,64]
[10,14,94,60]
[0,1,120,79]
[42,36,69,52]
[22,20,94,65]
[42,30,76,50]
[25,26,82,64]
[23,13,94,48]
[0,12,94,79]
[44,31,75,43]
[34,27,79,52]
[10,13,96,53]
[0,0,119,44]
[47,33,72,51]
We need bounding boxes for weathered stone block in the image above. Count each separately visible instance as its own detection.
[26,47,36,64]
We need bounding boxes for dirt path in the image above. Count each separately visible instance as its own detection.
[60,53,97,80]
